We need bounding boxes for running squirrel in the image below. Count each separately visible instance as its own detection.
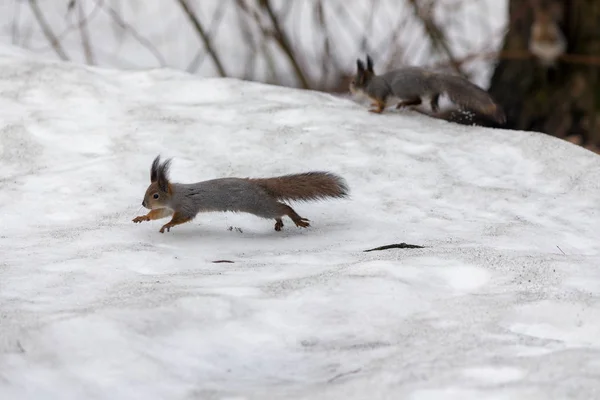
[132,156,349,233]
[350,55,506,124]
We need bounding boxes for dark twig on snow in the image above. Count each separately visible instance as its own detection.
[364,243,425,252]
[327,368,362,383]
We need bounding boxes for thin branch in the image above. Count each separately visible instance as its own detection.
[243,2,282,84]
[77,1,95,64]
[560,53,600,67]
[29,0,102,52]
[432,49,600,70]
[28,0,69,60]
[315,1,331,89]
[408,0,463,76]
[372,12,411,70]
[322,1,365,65]
[260,0,310,89]
[233,0,259,80]
[176,0,227,77]
[360,0,379,54]
[95,0,167,67]
[19,20,34,48]
[186,0,229,73]
[11,0,21,45]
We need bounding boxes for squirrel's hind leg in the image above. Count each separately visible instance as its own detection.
[274,218,284,231]
[396,98,422,109]
[274,203,310,231]
[430,94,440,113]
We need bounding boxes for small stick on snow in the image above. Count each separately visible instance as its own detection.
[327,368,362,383]
[556,245,566,255]
[364,243,425,252]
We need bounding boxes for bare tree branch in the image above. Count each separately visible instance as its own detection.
[259,0,310,89]
[408,0,463,76]
[433,49,600,71]
[11,0,22,45]
[95,0,167,67]
[186,0,229,74]
[316,1,332,89]
[28,0,69,60]
[175,0,227,77]
[246,4,281,84]
[77,1,95,64]
[233,0,259,80]
[29,0,102,52]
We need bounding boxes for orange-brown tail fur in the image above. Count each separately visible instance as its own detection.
[250,172,349,202]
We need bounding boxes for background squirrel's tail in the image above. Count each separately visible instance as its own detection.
[437,75,506,124]
[251,172,349,202]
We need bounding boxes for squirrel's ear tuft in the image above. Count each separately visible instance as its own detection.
[151,155,161,182]
[356,59,365,72]
[157,158,172,192]
[366,55,374,72]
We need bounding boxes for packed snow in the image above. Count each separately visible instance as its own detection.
[1,46,600,399]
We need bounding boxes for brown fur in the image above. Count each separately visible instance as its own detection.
[159,212,192,233]
[274,204,310,231]
[249,172,348,202]
[369,98,386,113]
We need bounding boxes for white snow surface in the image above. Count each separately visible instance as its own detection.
[1,46,600,399]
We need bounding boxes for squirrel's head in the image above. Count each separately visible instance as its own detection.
[141,155,173,210]
[349,55,375,95]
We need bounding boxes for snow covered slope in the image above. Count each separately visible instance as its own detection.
[1,46,600,399]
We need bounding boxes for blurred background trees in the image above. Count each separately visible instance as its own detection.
[0,1,506,89]
[489,0,600,152]
[1,0,598,153]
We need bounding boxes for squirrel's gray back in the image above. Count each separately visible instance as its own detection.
[374,67,501,119]
[170,178,281,219]
[377,67,440,99]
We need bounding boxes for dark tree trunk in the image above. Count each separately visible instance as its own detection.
[488,0,600,147]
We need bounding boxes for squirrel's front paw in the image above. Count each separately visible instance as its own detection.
[132,215,150,223]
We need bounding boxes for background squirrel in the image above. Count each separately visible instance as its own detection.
[528,1,566,67]
[350,55,506,124]
[132,156,349,233]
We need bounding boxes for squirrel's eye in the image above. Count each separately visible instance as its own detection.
[152,193,159,199]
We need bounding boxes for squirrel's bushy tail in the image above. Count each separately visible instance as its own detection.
[436,75,506,124]
[251,172,349,202]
